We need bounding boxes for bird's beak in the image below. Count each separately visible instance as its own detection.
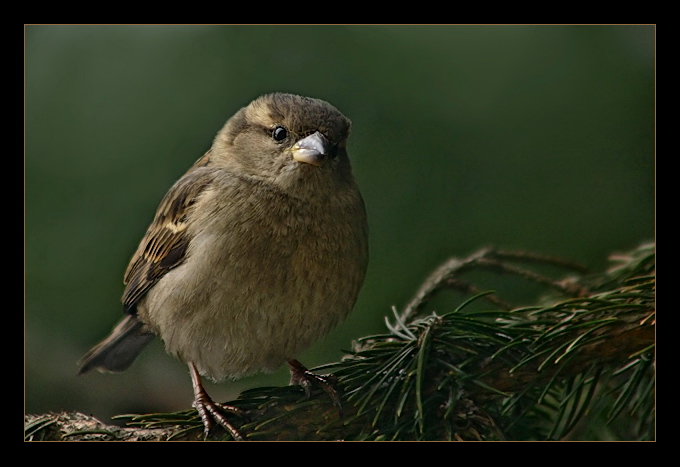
[291,132,333,167]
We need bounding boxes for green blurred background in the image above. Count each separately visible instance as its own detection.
[25,25,654,425]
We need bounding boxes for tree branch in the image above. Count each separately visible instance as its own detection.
[25,242,655,441]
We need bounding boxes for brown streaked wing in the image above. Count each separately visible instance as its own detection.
[122,164,217,313]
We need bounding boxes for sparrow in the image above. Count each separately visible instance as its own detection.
[77,93,369,440]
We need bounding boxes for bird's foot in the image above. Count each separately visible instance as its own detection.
[189,362,245,440]
[287,359,342,416]
[193,393,245,440]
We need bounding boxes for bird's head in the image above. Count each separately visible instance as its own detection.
[212,93,354,192]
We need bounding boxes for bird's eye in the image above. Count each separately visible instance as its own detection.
[272,126,288,142]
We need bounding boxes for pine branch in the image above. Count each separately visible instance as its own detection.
[25,242,655,441]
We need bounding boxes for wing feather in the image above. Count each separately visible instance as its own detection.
[122,152,216,312]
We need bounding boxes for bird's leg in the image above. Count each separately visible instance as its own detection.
[189,362,244,440]
[287,359,342,415]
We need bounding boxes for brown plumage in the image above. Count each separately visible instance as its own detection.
[78,93,369,439]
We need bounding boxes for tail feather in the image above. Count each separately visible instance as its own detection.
[77,315,154,375]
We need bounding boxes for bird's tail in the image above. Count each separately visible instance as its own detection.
[77,314,155,375]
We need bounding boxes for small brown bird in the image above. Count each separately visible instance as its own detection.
[78,93,369,439]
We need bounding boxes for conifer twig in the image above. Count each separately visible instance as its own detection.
[25,243,654,441]
[401,247,589,322]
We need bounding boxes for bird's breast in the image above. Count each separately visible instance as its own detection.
[139,178,368,381]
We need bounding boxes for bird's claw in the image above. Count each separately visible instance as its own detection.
[193,396,245,440]
[190,361,246,440]
[288,359,343,416]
